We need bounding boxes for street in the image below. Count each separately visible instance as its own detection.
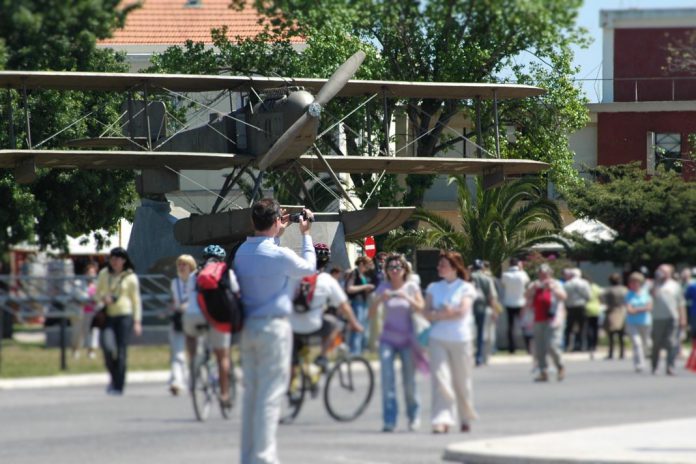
[1,354,694,464]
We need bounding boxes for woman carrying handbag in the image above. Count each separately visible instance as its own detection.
[96,247,142,395]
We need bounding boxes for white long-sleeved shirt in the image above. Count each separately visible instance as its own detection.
[234,235,316,318]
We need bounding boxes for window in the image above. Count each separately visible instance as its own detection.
[654,132,682,173]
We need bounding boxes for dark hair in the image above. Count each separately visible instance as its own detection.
[510,257,520,266]
[439,250,468,280]
[251,198,280,231]
[329,266,342,276]
[608,273,622,286]
[355,256,373,267]
[384,254,410,282]
[108,247,135,272]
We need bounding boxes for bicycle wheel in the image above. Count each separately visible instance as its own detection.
[279,366,308,424]
[219,362,237,419]
[324,356,374,422]
[191,356,214,422]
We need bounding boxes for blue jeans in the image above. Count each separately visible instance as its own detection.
[349,301,369,354]
[474,308,486,365]
[379,342,420,429]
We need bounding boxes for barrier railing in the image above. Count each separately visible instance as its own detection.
[0,274,173,373]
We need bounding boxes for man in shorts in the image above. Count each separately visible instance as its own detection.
[289,243,363,371]
[183,244,239,407]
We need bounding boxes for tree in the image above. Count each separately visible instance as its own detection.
[384,176,564,275]
[152,0,588,208]
[564,163,696,270]
[0,1,139,251]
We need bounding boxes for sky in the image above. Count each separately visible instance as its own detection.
[573,0,696,102]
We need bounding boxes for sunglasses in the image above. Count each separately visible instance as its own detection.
[387,265,403,271]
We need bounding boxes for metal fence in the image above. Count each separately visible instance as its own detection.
[0,274,172,324]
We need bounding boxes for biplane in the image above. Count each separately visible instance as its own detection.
[0,51,548,268]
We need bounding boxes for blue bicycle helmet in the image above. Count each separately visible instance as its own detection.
[202,244,226,260]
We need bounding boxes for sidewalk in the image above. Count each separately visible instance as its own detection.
[444,417,696,464]
[0,350,592,390]
[0,370,169,390]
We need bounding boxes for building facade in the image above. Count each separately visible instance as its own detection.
[571,8,696,178]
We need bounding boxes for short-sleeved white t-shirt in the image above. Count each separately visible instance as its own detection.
[426,278,477,342]
[290,272,348,334]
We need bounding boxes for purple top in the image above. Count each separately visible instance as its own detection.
[377,281,419,348]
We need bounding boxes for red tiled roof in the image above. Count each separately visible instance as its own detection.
[99,0,300,45]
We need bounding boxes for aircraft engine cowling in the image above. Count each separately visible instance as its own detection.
[246,89,319,162]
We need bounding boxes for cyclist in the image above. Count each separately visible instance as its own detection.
[289,243,364,371]
[183,244,239,407]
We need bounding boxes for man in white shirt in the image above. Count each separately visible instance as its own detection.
[234,199,316,464]
[501,258,530,354]
[289,243,362,371]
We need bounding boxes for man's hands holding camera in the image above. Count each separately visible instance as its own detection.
[280,208,314,236]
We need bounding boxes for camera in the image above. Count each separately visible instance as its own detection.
[288,210,314,223]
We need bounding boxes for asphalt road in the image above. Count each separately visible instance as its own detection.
[1,354,694,464]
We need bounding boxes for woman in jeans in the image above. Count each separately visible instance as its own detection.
[346,256,376,354]
[96,247,142,395]
[368,254,424,432]
[625,272,653,373]
[424,251,478,434]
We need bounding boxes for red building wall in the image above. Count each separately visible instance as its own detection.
[614,28,696,102]
[597,111,696,175]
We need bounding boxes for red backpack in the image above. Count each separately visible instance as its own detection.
[196,261,243,334]
[293,274,319,313]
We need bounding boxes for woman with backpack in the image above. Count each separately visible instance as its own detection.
[183,244,240,407]
[95,247,141,395]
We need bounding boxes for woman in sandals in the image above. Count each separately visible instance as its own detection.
[424,251,478,433]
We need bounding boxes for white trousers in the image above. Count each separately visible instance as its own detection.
[428,338,478,426]
[627,324,651,370]
[240,317,292,464]
[168,327,187,389]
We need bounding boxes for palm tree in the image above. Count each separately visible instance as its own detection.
[385,176,565,275]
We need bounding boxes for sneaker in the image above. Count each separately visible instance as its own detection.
[557,366,565,381]
[314,355,329,372]
[382,425,395,433]
[408,418,421,432]
[534,372,549,382]
[460,424,471,433]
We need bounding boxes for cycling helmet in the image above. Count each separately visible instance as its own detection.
[314,243,331,263]
[202,244,226,260]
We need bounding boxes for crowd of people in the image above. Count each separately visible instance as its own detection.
[66,199,696,464]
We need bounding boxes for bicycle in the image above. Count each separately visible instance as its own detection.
[280,330,374,423]
[190,323,237,422]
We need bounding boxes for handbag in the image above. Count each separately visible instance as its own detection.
[91,306,107,330]
[412,312,431,348]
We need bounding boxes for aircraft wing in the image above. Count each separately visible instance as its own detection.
[0,71,543,99]
[296,155,549,176]
[0,149,254,170]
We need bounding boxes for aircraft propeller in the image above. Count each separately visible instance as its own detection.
[256,50,366,170]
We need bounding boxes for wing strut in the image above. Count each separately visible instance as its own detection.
[310,146,357,210]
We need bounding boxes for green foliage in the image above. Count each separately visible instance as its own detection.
[151,0,588,208]
[0,0,138,251]
[385,176,565,275]
[564,163,696,269]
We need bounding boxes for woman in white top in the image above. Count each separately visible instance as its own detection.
[169,254,196,395]
[424,251,479,434]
